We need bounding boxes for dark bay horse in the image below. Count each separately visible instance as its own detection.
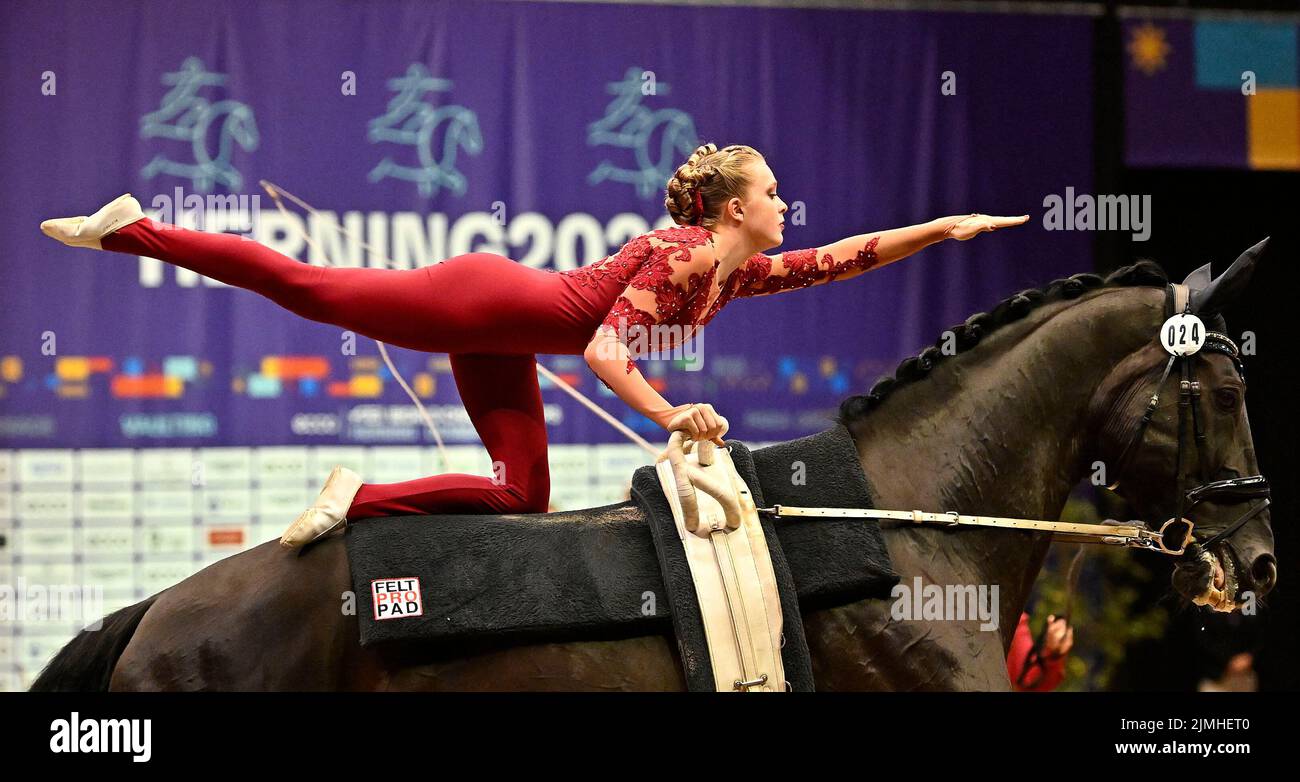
[31,252,1277,691]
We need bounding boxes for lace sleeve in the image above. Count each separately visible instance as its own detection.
[734,235,882,298]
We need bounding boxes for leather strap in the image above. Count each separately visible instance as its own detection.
[757,505,1191,555]
[1171,283,1189,317]
[656,446,786,691]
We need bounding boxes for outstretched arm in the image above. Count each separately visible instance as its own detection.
[736,213,1029,298]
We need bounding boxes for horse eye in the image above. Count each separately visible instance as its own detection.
[1213,388,1240,412]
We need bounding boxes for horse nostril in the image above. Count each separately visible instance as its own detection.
[1250,554,1277,596]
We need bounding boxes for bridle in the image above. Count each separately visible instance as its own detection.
[754,285,1270,557]
[743,279,1272,681]
[748,283,1271,562]
[1013,286,1272,679]
[1102,282,1271,560]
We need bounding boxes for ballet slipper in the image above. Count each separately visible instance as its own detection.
[279,466,364,548]
[40,193,146,250]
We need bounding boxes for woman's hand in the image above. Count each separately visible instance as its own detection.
[659,403,728,446]
[1042,615,1075,659]
[943,213,1029,241]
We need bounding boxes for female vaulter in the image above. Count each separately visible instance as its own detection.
[40,143,1027,548]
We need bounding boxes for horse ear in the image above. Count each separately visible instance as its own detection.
[1189,237,1269,316]
[1181,262,1212,291]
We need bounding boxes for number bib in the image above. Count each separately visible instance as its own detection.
[1161,312,1206,357]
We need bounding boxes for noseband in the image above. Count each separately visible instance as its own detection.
[1105,283,1271,557]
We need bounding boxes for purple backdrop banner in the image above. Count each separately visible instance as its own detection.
[0,0,1093,447]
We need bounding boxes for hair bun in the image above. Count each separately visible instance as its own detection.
[685,143,717,169]
[663,143,762,227]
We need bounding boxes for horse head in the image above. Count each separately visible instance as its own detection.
[1094,239,1275,613]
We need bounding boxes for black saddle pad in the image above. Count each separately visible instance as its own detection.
[344,425,898,679]
[746,425,900,609]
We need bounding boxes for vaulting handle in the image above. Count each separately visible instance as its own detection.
[659,431,742,536]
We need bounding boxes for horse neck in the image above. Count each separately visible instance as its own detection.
[846,285,1164,593]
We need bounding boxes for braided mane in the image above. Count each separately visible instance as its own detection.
[836,261,1171,425]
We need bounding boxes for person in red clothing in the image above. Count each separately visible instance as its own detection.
[1008,612,1075,691]
[40,143,1027,546]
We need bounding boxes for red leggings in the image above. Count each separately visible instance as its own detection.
[101,219,550,518]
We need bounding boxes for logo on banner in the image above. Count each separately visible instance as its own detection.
[371,577,424,620]
[139,57,259,192]
[368,63,483,197]
[587,66,699,199]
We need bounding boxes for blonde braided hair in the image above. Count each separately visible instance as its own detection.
[664,143,764,229]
